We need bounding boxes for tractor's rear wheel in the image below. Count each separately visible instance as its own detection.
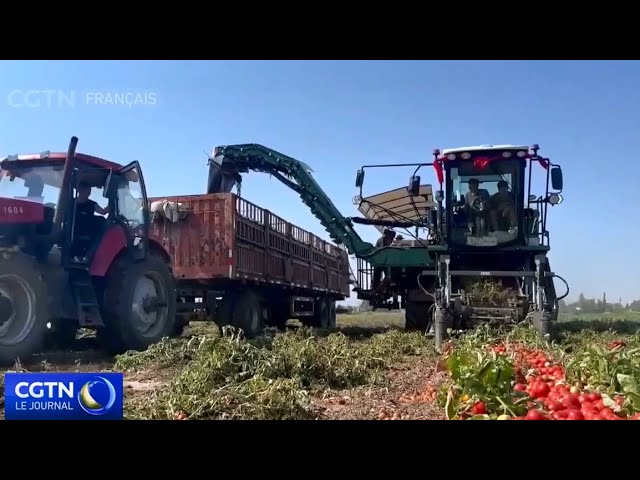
[47,320,78,349]
[99,255,177,354]
[0,253,49,365]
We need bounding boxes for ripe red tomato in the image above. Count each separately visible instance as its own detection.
[547,400,565,412]
[630,413,640,420]
[525,409,547,420]
[583,411,598,420]
[530,381,551,399]
[566,409,584,420]
[594,399,605,411]
[600,407,614,415]
[581,400,594,411]
[561,394,581,410]
[553,410,569,420]
[514,383,527,392]
[586,392,602,402]
[471,401,487,415]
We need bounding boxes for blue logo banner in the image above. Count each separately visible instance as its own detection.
[4,372,124,420]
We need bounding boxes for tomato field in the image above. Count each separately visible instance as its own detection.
[437,323,640,420]
[1,311,639,420]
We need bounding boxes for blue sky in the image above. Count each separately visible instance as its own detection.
[0,60,638,304]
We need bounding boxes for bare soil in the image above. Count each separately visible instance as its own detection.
[1,311,446,420]
[312,355,446,420]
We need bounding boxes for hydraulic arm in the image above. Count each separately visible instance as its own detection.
[208,143,374,257]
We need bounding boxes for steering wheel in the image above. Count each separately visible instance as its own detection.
[116,214,140,228]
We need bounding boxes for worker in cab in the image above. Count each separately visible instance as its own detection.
[489,180,517,232]
[75,181,109,217]
[72,181,110,260]
[465,178,490,211]
[373,228,396,288]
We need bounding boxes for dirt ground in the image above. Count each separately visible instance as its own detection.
[1,311,445,420]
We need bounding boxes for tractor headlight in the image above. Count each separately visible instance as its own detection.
[352,195,362,205]
[548,194,563,205]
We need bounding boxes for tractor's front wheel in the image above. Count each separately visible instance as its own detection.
[0,253,49,365]
[99,255,177,354]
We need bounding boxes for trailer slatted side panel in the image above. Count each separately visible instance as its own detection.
[149,193,350,297]
[234,196,350,296]
[148,194,235,280]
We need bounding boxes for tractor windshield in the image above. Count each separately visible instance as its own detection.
[0,165,62,206]
[447,159,523,247]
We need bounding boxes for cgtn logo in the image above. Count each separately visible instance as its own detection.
[4,372,123,420]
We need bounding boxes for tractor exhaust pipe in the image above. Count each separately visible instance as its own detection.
[51,136,78,241]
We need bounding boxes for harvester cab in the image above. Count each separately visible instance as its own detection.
[351,144,568,349]
[0,136,176,365]
[427,144,564,249]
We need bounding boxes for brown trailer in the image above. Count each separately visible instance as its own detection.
[148,192,351,337]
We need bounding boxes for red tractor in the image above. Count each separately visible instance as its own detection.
[0,136,177,365]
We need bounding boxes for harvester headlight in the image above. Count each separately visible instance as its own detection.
[447,153,456,160]
[517,151,527,158]
[461,152,471,159]
[352,195,362,205]
[502,151,512,158]
[548,194,563,205]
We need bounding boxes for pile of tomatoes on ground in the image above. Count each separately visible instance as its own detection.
[481,342,640,420]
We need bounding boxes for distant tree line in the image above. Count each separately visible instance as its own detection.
[561,292,640,314]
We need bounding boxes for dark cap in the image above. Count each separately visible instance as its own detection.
[497,180,508,188]
[468,178,480,185]
[78,181,91,190]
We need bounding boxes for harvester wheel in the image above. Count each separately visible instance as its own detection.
[99,255,177,354]
[231,289,264,338]
[0,253,49,365]
[405,301,432,332]
[434,306,452,351]
[527,311,552,341]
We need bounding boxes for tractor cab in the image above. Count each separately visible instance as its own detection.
[430,144,564,248]
[0,137,176,364]
[0,149,148,266]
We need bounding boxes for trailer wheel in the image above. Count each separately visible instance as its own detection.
[328,300,337,328]
[311,298,333,329]
[99,255,177,354]
[268,301,290,330]
[0,253,49,365]
[216,294,234,328]
[232,290,264,338]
